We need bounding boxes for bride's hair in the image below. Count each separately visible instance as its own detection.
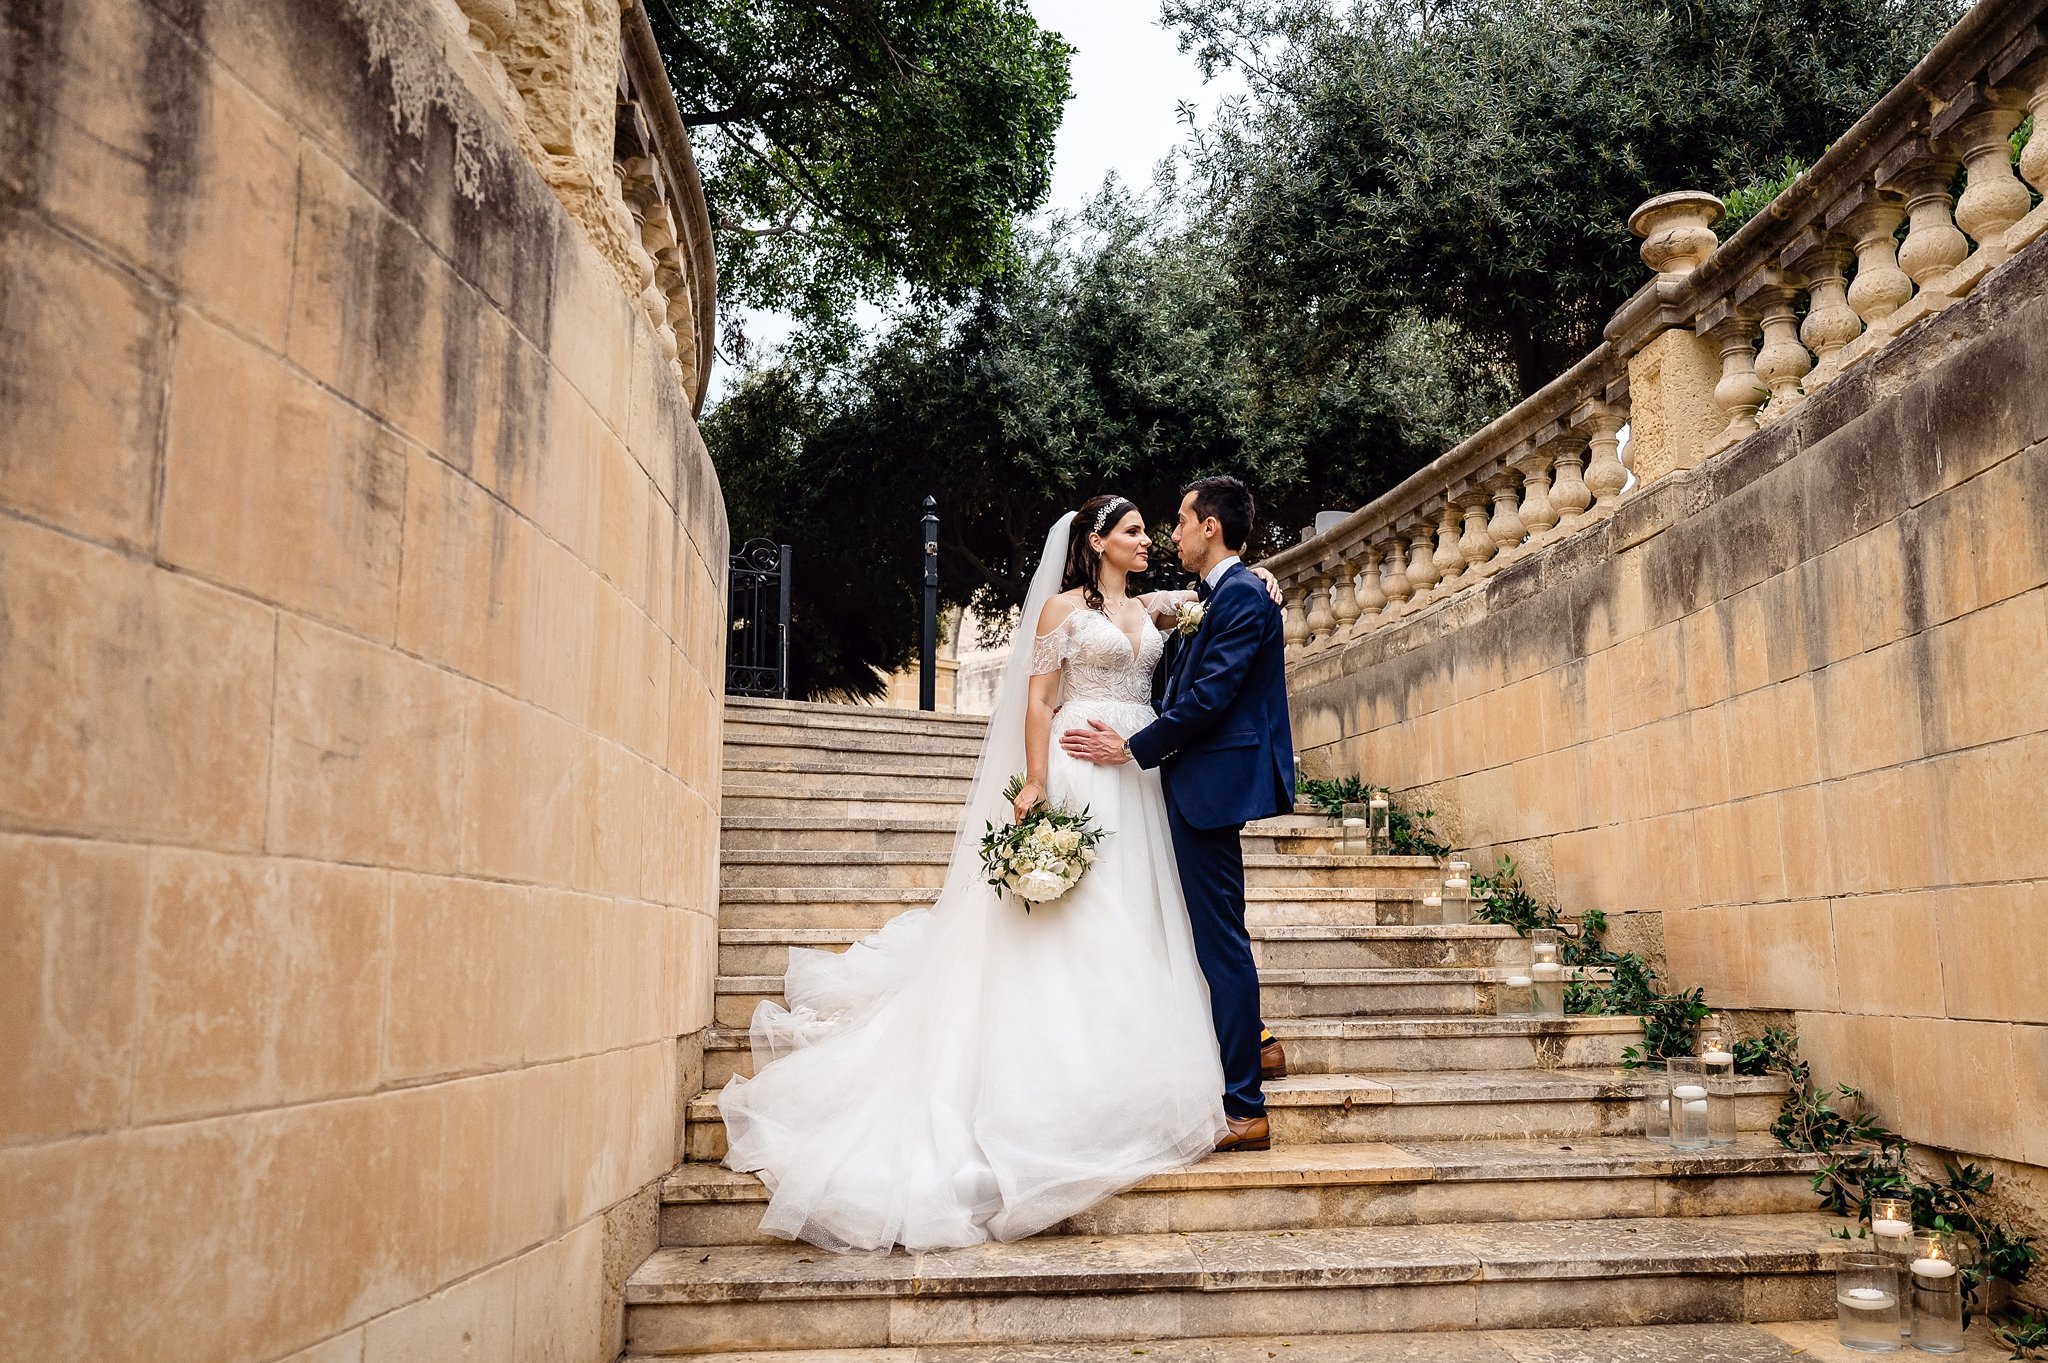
[1064,495,1138,610]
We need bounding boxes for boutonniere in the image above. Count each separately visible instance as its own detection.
[1175,600,1205,637]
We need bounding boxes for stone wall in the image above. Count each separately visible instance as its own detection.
[1289,235,2048,1247]
[0,1,725,1359]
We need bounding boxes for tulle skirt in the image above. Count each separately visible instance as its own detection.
[718,698,1228,1252]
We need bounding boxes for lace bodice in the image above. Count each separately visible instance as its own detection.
[1030,607,1163,705]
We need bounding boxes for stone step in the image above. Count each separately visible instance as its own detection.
[717,850,1458,892]
[715,887,1443,932]
[712,967,1502,1028]
[722,765,977,801]
[626,1319,2021,1363]
[722,789,970,821]
[658,1135,1823,1246]
[715,924,1523,976]
[679,1068,1792,1164]
[698,1015,1641,1088]
[725,724,990,759]
[725,697,991,734]
[716,819,1443,864]
[725,744,985,776]
[622,1213,1845,1355]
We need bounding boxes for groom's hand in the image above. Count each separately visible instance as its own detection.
[1059,720,1131,766]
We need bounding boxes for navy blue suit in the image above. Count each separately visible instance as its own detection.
[1127,561,1294,1119]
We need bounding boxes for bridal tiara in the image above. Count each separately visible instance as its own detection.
[1092,499,1129,536]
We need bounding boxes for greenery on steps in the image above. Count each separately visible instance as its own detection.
[1293,776,1451,858]
[1760,1033,2042,1348]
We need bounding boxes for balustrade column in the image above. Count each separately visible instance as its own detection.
[1582,405,1630,510]
[1283,586,1311,656]
[1457,490,1496,576]
[1705,313,1764,454]
[1402,521,1441,608]
[1304,573,1337,648]
[1484,474,1527,566]
[1329,559,1362,638]
[1752,279,1813,424]
[1549,435,1592,532]
[1952,106,2032,267]
[1843,196,1912,328]
[2019,62,2048,222]
[1795,241,1861,389]
[1378,537,1413,615]
[1512,444,1559,544]
[1893,156,1970,299]
[1432,503,1466,596]
[1355,548,1388,632]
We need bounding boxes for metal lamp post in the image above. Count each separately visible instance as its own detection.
[920,496,939,711]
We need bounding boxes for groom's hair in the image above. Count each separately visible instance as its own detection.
[1185,476,1255,551]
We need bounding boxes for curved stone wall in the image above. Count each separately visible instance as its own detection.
[0,1,724,1358]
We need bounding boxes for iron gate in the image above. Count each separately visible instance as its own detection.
[726,539,790,698]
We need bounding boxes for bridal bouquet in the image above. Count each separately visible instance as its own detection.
[981,775,1107,909]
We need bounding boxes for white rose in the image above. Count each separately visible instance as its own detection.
[1054,828,1081,854]
[1014,869,1071,903]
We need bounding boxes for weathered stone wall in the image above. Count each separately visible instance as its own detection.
[1291,236,2048,1236]
[0,1,724,1359]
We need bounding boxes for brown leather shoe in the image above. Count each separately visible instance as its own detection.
[1214,1114,1271,1152]
[1260,1037,1288,1082]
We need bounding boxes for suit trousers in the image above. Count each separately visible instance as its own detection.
[1165,799,1266,1119]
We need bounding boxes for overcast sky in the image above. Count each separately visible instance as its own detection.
[711,3,1239,394]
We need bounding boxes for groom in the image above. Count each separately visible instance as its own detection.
[1060,476,1295,1152]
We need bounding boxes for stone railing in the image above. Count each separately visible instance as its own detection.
[439,0,718,412]
[1265,0,2047,651]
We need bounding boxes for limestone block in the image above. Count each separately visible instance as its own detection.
[269,614,469,870]
[1675,608,1732,710]
[666,657,715,787]
[523,888,606,1061]
[1884,1016,2021,1159]
[0,209,169,551]
[1930,587,2048,751]
[588,588,669,764]
[1938,881,2048,1025]
[0,835,147,1143]
[0,516,274,847]
[1663,905,1753,1008]
[1813,637,1931,779]
[1916,441,2048,627]
[587,743,652,898]
[679,906,718,1034]
[596,435,655,603]
[1824,764,1948,897]
[1768,785,1832,902]
[160,310,407,639]
[546,223,637,431]
[1811,520,1914,667]
[279,1328,365,1363]
[1938,733,2048,884]
[361,1251,518,1363]
[512,1216,606,1363]
[1626,328,1726,489]
[29,0,298,349]
[1830,892,1946,1018]
[1688,801,1753,909]
[135,851,389,1121]
[437,1065,571,1272]
[2013,1025,2048,1167]
[384,873,534,1081]
[460,686,593,887]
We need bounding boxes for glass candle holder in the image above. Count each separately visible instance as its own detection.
[1667,1056,1711,1151]
[1418,890,1443,926]
[1496,969,1533,1016]
[1339,802,1372,854]
[1908,1232,1965,1353]
[1641,1065,1672,1144]
[1836,1252,1905,1352]
[1368,793,1391,854]
[1867,1195,1917,1340]
[1528,928,1563,1015]
[1698,1041,1738,1146]
[1441,859,1472,926]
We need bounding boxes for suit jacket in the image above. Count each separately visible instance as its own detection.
[1128,561,1295,830]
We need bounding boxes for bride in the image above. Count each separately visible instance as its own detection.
[719,496,1281,1253]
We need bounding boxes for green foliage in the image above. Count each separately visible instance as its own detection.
[1470,855,1559,935]
[1730,1025,1798,1077]
[1294,776,1450,857]
[1766,1041,2040,1329]
[1718,156,1809,237]
[979,776,1104,912]
[1168,0,1958,396]
[1995,1311,2048,1359]
[650,0,1071,340]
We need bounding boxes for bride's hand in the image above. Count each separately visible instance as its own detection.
[1251,564,1284,605]
[1012,778,1046,823]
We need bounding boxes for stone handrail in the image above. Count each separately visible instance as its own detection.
[1265,0,2047,655]
[444,0,718,413]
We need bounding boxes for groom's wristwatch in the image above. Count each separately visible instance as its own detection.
[1118,737,1133,762]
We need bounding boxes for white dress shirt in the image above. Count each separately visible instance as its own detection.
[1204,555,1241,590]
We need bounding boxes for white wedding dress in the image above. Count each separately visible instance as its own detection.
[719,514,1227,1253]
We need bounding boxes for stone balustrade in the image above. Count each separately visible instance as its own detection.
[1266,0,2047,656]
[440,0,718,411]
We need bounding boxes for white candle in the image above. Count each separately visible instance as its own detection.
[1671,1084,1708,1100]
[1911,1257,1957,1279]
[1423,892,1442,906]
[1342,817,1366,826]
[1530,962,1562,979]
[1871,1218,1912,1239]
[1701,1049,1734,1065]
[1369,797,1388,810]
[1444,878,1468,894]
[1840,1287,1896,1309]
[1505,975,1533,987]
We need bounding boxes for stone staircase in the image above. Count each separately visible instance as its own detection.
[625,699,1844,1360]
